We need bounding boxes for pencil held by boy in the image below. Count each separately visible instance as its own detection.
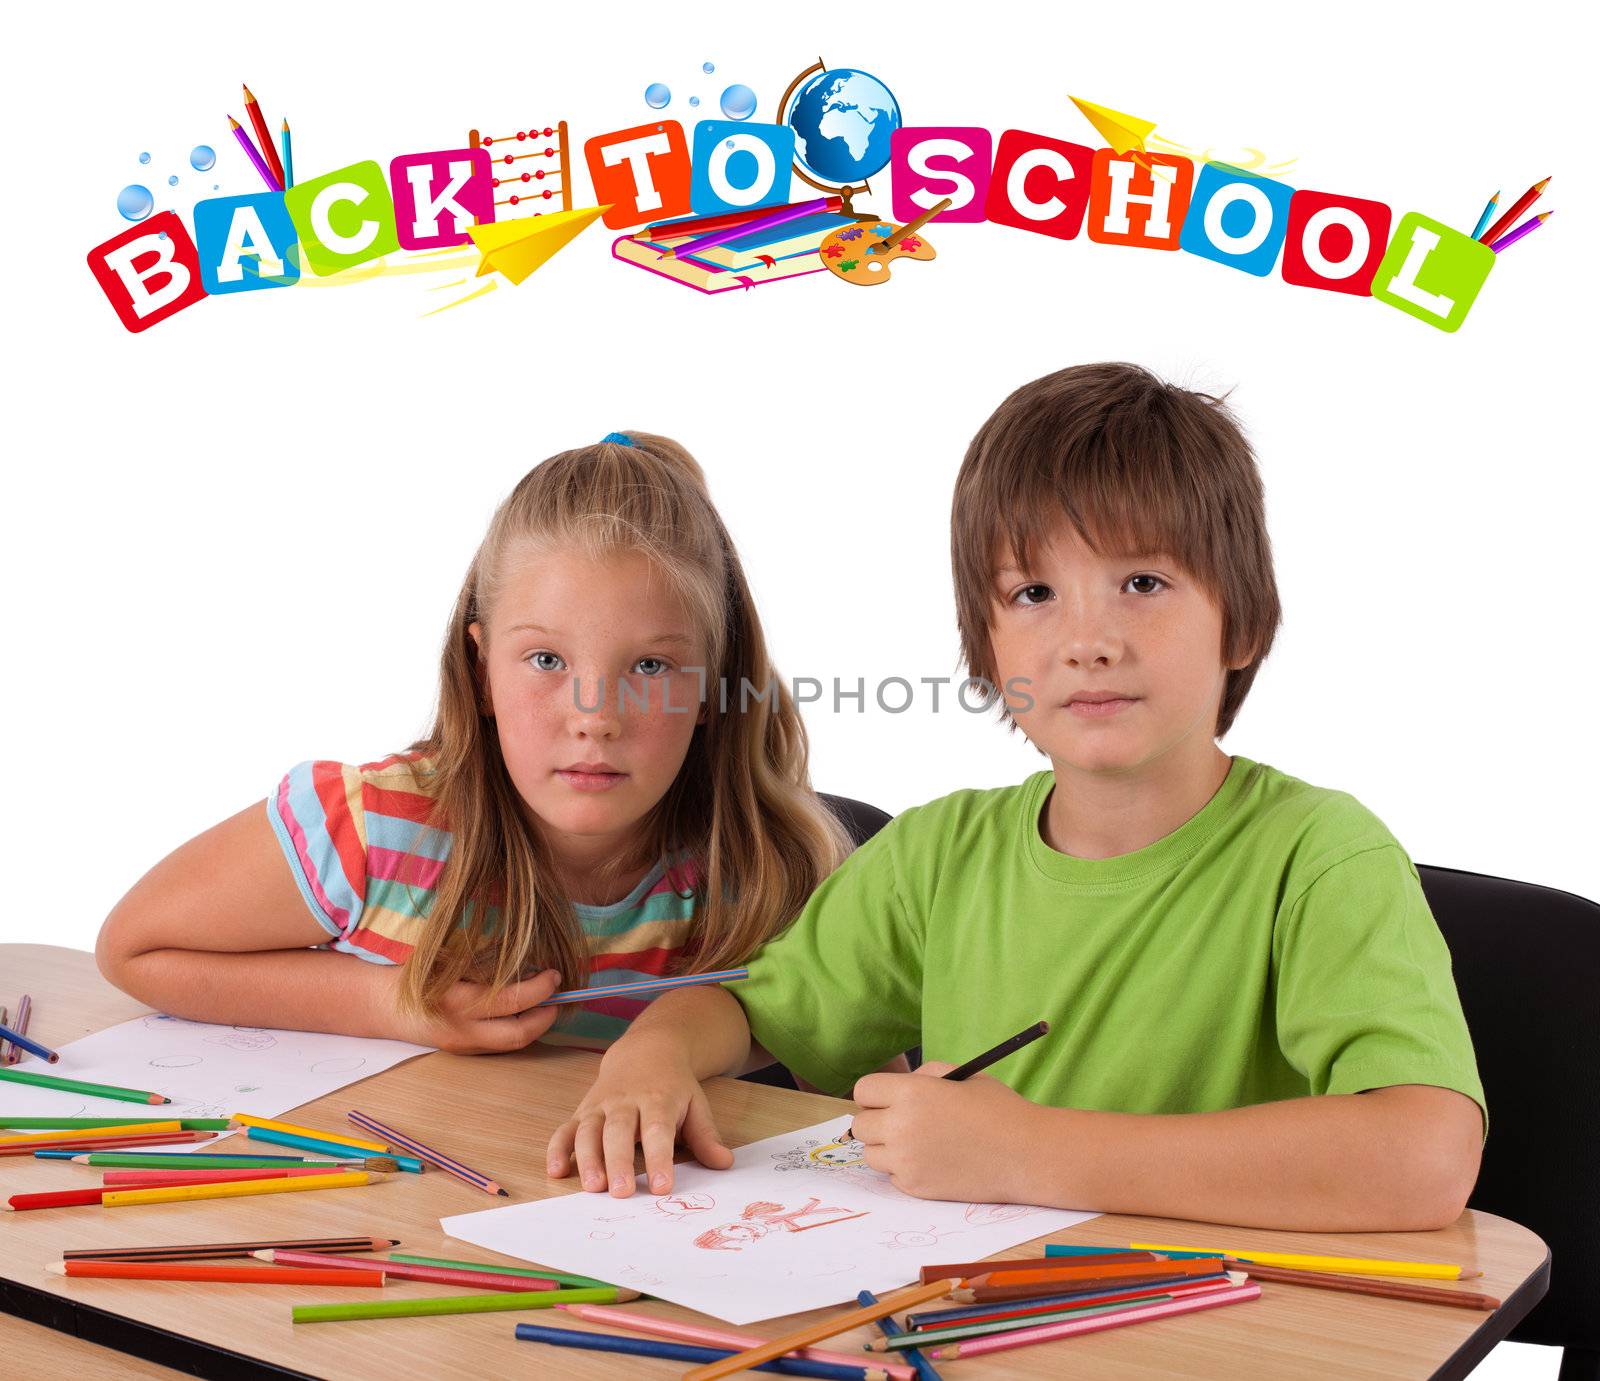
[551,364,1485,1232]
[95,434,849,1057]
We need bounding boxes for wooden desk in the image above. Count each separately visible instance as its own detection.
[0,945,1548,1380]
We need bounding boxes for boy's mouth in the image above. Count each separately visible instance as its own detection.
[1064,692,1139,718]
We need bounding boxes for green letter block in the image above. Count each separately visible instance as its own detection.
[284,160,399,276]
[1370,212,1495,333]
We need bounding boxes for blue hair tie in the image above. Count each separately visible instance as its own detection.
[600,431,635,447]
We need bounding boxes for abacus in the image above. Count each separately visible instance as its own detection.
[467,121,572,215]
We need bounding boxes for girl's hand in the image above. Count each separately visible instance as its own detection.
[547,1034,734,1196]
[381,969,565,1054]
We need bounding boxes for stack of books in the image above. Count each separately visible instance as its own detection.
[612,208,860,294]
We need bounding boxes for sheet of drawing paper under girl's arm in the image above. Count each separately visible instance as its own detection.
[442,1115,1098,1325]
[0,1014,430,1135]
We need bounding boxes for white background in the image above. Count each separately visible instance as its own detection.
[5,6,1589,1373]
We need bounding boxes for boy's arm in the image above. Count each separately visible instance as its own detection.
[96,804,561,1051]
[854,1069,1483,1230]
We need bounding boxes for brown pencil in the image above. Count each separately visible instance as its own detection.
[64,1235,399,1264]
[1228,1260,1501,1310]
[920,1251,1156,1284]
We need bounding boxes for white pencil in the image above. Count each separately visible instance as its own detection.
[537,968,749,1007]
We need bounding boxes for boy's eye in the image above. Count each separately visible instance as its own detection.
[633,657,672,677]
[1124,574,1167,595]
[1013,583,1054,606]
[528,650,565,672]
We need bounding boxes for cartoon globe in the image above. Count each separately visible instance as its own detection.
[783,68,902,187]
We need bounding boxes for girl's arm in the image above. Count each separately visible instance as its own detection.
[95,804,562,1052]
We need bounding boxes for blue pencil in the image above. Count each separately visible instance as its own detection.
[245,1125,425,1172]
[859,1289,942,1381]
[538,968,749,1008]
[0,1020,58,1065]
[513,1323,874,1379]
[281,118,294,190]
[1470,191,1499,240]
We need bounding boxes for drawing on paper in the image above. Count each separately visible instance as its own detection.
[771,1134,867,1173]
[207,1031,277,1052]
[149,1054,203,1068]
[692,1197,869,1252]
[964,1202,1040,1226]
[880,1225,952,1250]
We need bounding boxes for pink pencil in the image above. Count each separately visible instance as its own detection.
[256,1249,558,1291]
[103,1167,339,1186]
[4,995,30,1065]
[556,1303,918,1381]
[929,1281,1261,1359]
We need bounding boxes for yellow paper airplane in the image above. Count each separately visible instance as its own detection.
[1069,96,1158,168]
[467,204,610,285]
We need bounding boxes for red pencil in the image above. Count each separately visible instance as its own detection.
[48,1260,385,1286]
[4,1131,216,1157]
[243,84,287,190]
[258,1249,560,1291]
[7,1175,222,1211]
[1479,176,1550,244]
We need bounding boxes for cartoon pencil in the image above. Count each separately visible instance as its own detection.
[281,118,294,190]
[228,116,278,192]
[243,85,287,190]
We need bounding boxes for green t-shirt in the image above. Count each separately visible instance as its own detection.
[737,757,1485,1122]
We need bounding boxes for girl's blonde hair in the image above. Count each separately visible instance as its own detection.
[399,432,850,1015]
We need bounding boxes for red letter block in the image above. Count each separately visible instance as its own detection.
[985,130,1095,240]
[86,212,207,333]
[1281,190,1392,295]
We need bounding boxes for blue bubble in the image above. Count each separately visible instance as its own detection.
[720,84,757,121]
[213,184,220,190]
[117,184,154,221]
[138,151,151,165]
[168,174,179,186]
[688,95,700,108]
[190,144,216,171]
[645,82,670,109]
[703,62,715,74]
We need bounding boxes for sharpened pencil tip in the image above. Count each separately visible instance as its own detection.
[497,1188,509,1197]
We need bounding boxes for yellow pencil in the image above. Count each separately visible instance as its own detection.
[1129,1243,1474,1281]
[230,1114,389,1154]
[0,1121,182,1147]
[102,1171,375,1207]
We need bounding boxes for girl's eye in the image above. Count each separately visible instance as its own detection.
[1013,583,1054,606]
[633,657,672,677]
[529,651,565,672]
[1124,574,1167,595]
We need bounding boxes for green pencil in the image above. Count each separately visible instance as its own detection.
[68,1153,366,1170]
[292,1285,634,1324]
[0,1116,231,1131]
[0,1067,169,1105]
[388,1253,611,1290]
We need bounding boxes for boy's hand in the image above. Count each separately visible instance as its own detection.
[547,1034,735,1196]
[380,969,564,1054]
[851,1061,1045,1203]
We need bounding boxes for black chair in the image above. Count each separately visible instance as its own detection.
[1418,863,1598,1381]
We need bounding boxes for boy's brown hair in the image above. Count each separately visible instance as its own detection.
[952,362,1281,738]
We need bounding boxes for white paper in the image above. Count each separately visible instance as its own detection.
[443,1114,1097,1324]
[1,1014,431,1144]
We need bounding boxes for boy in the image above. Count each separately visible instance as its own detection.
[548,363,1484,1230]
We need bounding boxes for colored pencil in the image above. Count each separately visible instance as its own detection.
[104,1167,350,1185]
[3,995,28,1065]
[0,1116,231,1131]
[242,85,286,190]
[49,1260,382,1287]
[1226,1260,1500,1309]
[928,1281,1262,1359]
[920,1251,1154,1283]
[102,1170,375,1206]
[5,1132,215,1157]
[637,198,844,244]
[1489,212,1550,254]
[515,1324,886,1380]
[258,1249,558,1291]
[61,1151,382,1170]
[1,1121,183,1147]
[232,1113,390,1154]
[538,968,750,1006]
[559,1302,918,1381]
[281,118,294,190]
[682,1279,963,1381]
[849,1021,1049,1140]
[347,1108,504,1195]
[0,1066,169,1104]
[970,1258,1222,1289]
[292,1284,636,1324]
[64,1235,398,1264]
[952,1272,1206,1305]
[857,1290,941,1381]
[0,1005,7,1062]
[876,1292,1193,1349]
[8,1178,213,1211]
[245,1126,424,1171]
[389,1253,610,1289]
[0,1019,57,1065]
[227,115,278,192]
[667,201,835,260]
[907,1273,1232,1330]
[1479,176,1549,244]
[1470,191,1500,240]
[1127,1242,1475,1280]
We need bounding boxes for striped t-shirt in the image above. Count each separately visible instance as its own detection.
[266,751,699,1049]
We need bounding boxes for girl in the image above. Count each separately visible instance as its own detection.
[96,433,850,1056]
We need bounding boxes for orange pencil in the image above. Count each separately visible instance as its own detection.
[1479,176,1550,244]
[243,84,286,190]
[48,1260,384,1286]
[973,1258,1223,1288]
